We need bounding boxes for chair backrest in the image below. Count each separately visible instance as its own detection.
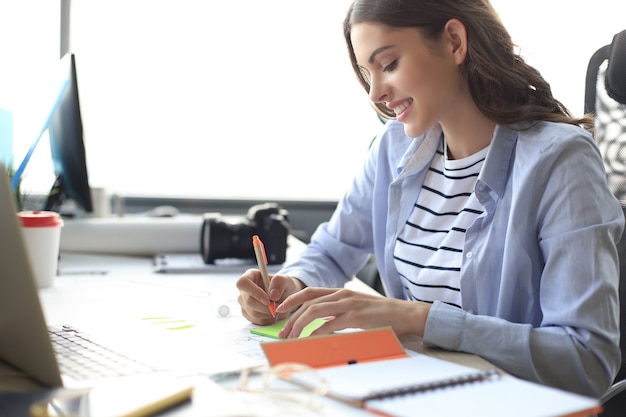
[585,30,626,203]
[585,30,626,384]
[585,30,626,113]
[585,30,626,202]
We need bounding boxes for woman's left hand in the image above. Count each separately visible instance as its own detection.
[275,287,431,339]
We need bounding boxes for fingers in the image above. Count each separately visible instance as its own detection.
[275,286,338,315]
[279,293,431,339]
[235,270,302,325]
[247,281,429,339]
[278,288,353,338]
[236,268,269,304]
[236,269,272,324]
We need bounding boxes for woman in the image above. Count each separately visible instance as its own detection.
[236,0,624,397]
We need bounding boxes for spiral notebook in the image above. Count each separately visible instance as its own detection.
[286,354,601,417]
[260,328,601,417]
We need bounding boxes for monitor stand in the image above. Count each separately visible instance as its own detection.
[43,175,76,217]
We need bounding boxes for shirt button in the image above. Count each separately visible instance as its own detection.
[465,251,473,259]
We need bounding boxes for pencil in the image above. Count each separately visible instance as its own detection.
[252,235,277,317]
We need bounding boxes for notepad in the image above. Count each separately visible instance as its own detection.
[285,355,602,417]
[259,328,602,417]
[365,373,602,417]
[249,318,327,339]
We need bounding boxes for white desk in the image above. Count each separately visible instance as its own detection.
[0,250,495,417]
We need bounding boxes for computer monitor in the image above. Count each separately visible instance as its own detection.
[44,53,92,213]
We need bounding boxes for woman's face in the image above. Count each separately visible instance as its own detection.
[350,22,464,138]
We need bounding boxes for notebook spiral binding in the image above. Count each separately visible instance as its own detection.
[363,368,501,401]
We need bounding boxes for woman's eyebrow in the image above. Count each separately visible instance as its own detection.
[368,45,394,64]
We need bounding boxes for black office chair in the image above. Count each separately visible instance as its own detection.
[585,29,626,202]
[584,29,626,417]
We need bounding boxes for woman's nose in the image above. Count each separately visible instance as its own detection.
[368,76,388,103]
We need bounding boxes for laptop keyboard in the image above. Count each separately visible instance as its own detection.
[48,324,162,381]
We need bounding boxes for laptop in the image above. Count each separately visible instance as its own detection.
[0,164,261,390]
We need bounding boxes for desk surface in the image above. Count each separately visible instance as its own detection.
[0,251,496,417]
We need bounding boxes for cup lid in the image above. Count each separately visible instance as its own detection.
[17,211,64,228]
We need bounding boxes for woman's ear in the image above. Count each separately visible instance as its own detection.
[444,18,468,65]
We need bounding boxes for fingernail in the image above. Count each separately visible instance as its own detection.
[275,302,284,312]
[260,295,269,305]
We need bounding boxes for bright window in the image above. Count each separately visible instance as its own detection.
[69,0,380,201]
[0,1,59,194]
[4,1,625,202]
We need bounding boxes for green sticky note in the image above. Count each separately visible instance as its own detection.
[250,318,327,339]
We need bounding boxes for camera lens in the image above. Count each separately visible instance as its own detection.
[201,218,255,264]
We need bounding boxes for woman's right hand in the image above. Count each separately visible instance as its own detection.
[235,269,305,325]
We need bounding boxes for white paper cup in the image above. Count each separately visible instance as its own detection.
[89,187,111,218]
[17,211,63,289]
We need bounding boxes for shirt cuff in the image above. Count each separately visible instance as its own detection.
[423,301,466,350]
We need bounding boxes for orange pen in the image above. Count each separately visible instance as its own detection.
[252,235,277,317]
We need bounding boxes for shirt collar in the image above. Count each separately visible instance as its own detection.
[475,124,519,210]
[394,122,519,209]
[396,124,442,177]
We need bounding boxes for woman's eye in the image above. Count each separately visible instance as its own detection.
[383,60,398,72]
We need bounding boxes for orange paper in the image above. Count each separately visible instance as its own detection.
[261,327,408,369]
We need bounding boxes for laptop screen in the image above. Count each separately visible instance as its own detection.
[0,164,63,388]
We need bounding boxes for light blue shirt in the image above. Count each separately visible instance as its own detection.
[279,120,624,397]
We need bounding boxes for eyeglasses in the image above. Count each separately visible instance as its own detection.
[227,362,332,415]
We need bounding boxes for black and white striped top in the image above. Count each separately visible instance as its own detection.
[393,139,487,308]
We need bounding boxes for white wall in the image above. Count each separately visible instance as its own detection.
[3,1,625,202]
[491,0,624,118]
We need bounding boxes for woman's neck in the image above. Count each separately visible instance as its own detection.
[440,97,495,160]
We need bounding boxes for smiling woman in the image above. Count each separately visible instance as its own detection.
[2,1,625,202]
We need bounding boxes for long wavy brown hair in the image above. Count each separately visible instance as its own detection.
[343,0,593,130]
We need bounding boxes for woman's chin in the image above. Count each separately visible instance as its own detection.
[401,121,429,139]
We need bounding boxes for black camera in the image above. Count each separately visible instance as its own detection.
[200,203,290,265]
